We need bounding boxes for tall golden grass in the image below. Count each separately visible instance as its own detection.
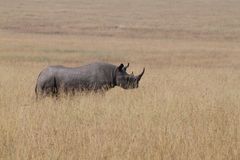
[0,0,240,159]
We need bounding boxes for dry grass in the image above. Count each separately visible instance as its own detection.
[0,0,240,159]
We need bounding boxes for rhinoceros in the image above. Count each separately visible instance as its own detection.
[35,62,145,98]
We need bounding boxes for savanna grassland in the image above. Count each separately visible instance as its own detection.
[0,0,240,159]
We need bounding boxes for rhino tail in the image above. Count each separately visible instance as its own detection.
[35,70,43,101]
[35,84,38,100]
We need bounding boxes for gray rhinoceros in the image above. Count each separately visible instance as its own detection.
[35,62,145,98]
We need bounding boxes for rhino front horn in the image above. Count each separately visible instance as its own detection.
[136,68,145,81]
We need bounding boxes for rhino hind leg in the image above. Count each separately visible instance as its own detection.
[35,85,45,100]
[36,77,59,99]
[46,77,59,97]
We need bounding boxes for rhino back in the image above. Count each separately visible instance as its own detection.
[53,62,116,89]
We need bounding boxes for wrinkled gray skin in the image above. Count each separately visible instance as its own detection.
[35,62,145,99]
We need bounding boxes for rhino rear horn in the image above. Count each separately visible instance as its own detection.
[136,68,145,81]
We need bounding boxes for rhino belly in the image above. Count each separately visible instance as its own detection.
[59,76,98,91]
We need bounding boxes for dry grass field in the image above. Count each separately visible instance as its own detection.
[0,0,240,159]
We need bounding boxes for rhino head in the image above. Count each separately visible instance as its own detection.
[115,63,145,89]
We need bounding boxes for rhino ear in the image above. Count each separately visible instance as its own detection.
[117,63,124,71]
